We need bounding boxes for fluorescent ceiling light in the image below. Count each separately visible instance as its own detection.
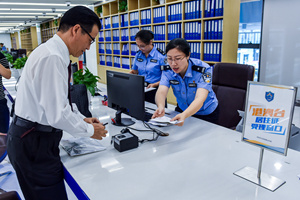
[0,12,58,15]
[0,2,81,7]
[0,16,50,18]
[0,8,68,12]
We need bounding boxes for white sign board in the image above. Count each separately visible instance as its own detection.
[242,81,297,155]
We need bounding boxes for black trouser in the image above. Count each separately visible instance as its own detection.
[0,98,9,133]
[175,105,220,125]
[144,83,167,108]
[7,117,68,200]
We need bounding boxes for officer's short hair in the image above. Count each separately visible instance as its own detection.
[135,30,154,45]
[166,38,190,57]
[58,6,101,33]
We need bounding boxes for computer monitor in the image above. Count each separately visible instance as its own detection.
[106,70,145,126]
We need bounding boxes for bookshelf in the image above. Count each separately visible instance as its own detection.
[96,0,240,104]
[20,26,38,54]
[41,19,60,43]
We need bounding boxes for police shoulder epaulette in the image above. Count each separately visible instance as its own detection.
[192,65,206,74]
[161,65,171,71]
[157,48,166,55]
[136,50,141,54]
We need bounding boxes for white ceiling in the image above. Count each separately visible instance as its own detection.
[0,0,104,33]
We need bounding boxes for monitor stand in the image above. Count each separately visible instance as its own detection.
[112,109,135,126]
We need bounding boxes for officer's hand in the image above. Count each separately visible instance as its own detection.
[152,107,165,119]
[171,113,186,126]
[91,123,107,140]
[147,83,155,89]
[84,117,100,124]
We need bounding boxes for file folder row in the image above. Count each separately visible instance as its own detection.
[238,32,261,44]
[204,42,222,62]
[131,44,138,56]
[153,25,165,40]
[168,3,182,22]
[204,0,223,17]
[141,9,151,25]
[204,19,223,40]
[121,29,129,41]
[185,0,202,20]
[184,22,201,40]
[130,28,139,41]
[100,19,104,30]
[99,43,105,54]
[120,13,129,27]
[99,55,105,65]
[113,29,120,41]
[105,30,111,41]
[141,26,151,31]
[168,23,181,40]
[122,43,130,55]
[153,43,166,52]
[99,31,104,42]
[113,43,120,55]
[188,42,201,59]
[104,17,111,29]
[153,7,165,23]
[130,12,139,26]
[122,57,130,69]
[105,43,112,54]
[114,56,120,68]
[106,56,112,66]
[112,16,119,28]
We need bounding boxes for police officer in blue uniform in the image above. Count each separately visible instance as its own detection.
[152,38,219,126]
[130,30,166,104]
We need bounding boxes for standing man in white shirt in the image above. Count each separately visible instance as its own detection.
[7,6,107,200]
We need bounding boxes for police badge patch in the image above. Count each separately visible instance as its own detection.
[265,91,274,102]
[202,72,211,83]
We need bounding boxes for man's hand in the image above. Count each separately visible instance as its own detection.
[91,123,107,140]
[84,117,100,124]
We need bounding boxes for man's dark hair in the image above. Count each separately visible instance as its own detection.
[58,6,101,33]
[135,30,154,45]
[166,38,190,57]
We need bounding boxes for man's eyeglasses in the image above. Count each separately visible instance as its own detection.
[165,56,186,64]
[80,25,95,45]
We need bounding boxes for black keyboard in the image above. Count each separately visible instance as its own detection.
[144,111,153,122]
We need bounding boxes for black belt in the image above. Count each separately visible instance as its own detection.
[13,115,60,133]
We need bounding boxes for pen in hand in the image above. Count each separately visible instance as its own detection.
[103,122,108,126]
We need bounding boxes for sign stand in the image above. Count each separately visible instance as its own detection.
[234,148,286,192]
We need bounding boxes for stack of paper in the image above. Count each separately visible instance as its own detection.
[148,116,182,126]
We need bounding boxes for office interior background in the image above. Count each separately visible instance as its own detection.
[0,0,300,199]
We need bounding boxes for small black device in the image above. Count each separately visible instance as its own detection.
[113,128,139,152]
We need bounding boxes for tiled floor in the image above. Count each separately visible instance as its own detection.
[1,75,300,199]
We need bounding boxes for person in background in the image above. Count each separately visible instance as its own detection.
[130,30,166,104]
[0,51,11,133]
[7,6,107,200]
[152,38,219,126]
[0,43,7,51]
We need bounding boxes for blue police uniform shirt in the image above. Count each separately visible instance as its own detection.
[160,58,218,115]
[132,46,166,84]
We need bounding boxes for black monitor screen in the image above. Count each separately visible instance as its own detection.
[106,70,145,126]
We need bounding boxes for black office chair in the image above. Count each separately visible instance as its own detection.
[212,62,254,129]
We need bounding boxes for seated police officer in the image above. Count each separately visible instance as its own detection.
[130,30,166,104]
[152,38,219,126]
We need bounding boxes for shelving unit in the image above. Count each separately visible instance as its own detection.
[20,26,38,54]
[95,0,239,104]
[41,19,60,43]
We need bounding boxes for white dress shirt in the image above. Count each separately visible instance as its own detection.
[15,34,94,137]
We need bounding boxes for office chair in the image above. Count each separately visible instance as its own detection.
[212,62,254,129]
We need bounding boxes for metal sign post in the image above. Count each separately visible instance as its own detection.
[234,81,297,192]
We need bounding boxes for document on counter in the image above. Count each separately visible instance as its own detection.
[60,137,106,156]
[145,87,156,93]
[148,116,182,126]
